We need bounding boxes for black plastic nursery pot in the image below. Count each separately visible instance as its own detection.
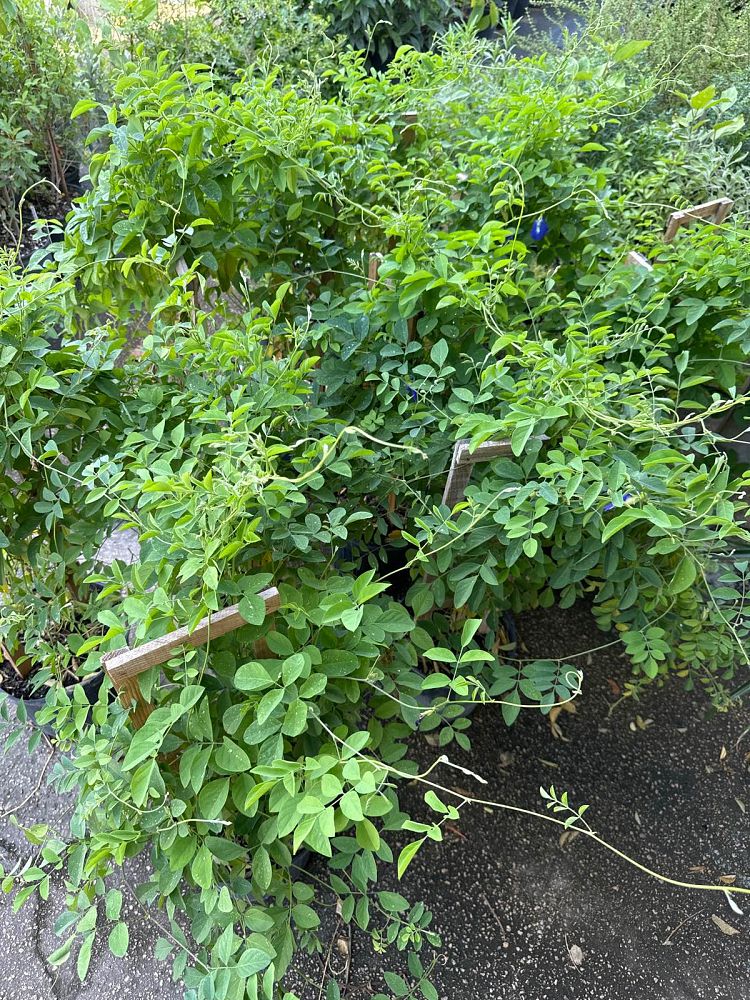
[415,609,520,721]
[1,659,105,737]
[14,673,104,736]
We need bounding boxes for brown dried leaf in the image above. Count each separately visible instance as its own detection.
[549,702,576,733]
[450,786,475,799]
[720,746,728,761]
[719,874,737,885]
[559,829,580,850]
[446,822,467,842]
[711,914,740,936]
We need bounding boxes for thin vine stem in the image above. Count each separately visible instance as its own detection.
[317,718,750,898]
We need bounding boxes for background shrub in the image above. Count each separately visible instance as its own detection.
[99,0,336,83]
[0,0,91,230]
[312,0,460,66]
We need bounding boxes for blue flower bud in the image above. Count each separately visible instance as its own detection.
[530,217,549,241]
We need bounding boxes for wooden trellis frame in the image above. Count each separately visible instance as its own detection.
[103,588,280,729]
[663,197,733,243]
[442,437,547,509]
[623,195,745,434]
[367,252,383,289]
[624,196,734,270]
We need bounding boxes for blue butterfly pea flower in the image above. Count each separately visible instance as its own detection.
[602,492,633,513]
[530,216,549,241]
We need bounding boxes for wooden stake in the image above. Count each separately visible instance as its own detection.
[1,641,32,679]
[103,588,280,729]
[401,111,418,146]
[367,252,382,289]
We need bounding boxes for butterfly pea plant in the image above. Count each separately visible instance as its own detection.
[4,25,750,1000]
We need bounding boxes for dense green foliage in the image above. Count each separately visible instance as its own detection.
[1,13,750,1000]
[100,0,335,80]
[312,0,459,66]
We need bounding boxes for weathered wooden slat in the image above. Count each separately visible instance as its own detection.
[664,197,733,243]
[367,252,382,289]
[103,588,280,728]
[112,674,154,731]
[442,438,546,509]
[401,110,418,145]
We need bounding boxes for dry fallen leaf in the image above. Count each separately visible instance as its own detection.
[336,937,349,957]
[549,702,576,741]
[720,746,728,761]
[719,874,737,885]
[711,914,740,936]
[735,797,746,815]
[538,758,559,769]
[568,943,584,967]
[450,786,475,799]
[446,822,467,842]
[559,829,580,850]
